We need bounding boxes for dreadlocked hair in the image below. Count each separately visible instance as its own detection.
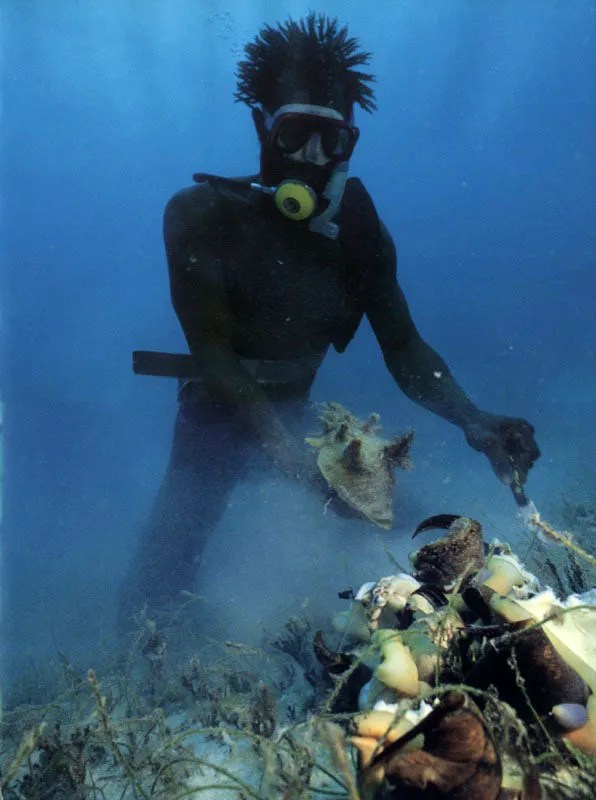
[235,12,376,114]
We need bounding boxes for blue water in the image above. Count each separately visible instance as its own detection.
[2,1,595,686]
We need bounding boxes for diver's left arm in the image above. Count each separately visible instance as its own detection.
[365,224,540,485]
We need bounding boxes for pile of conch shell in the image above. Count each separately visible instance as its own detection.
[314,514,596,799]
[306,402,414,529]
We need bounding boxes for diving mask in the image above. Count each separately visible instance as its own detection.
[268,109,359,164]
[253,103,357,237]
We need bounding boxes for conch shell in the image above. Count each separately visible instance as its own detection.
[306,402,414,529]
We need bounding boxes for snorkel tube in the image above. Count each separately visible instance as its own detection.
[306,159,349,238]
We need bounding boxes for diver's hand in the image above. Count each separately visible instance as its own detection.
[464,413,540,485]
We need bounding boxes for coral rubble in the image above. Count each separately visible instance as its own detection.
[320,513,596,798]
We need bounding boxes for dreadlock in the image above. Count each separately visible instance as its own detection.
[235,12,376,114]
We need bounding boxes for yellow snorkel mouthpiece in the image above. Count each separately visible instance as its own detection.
[274,180,317,220]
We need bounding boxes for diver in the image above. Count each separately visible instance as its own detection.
[119,13,540,626]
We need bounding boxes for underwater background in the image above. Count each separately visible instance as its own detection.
[2,0,595,692]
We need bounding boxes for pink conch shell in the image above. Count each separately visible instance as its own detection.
[306,402,414,529]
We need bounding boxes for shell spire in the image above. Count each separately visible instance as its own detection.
[342,437,363,472]
[384,430,415,469]
[362,413,381,434]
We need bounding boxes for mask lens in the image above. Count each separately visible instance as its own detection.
[274,118,313,153]
[321,124,351,158]
[272,115,356,161]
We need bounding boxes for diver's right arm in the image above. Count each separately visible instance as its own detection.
[164,188,307,477]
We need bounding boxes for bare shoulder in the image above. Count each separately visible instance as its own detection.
[164,181,223,231]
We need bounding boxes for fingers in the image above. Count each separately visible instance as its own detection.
[487,446,515,486]
[512,448,538,485]
[512,458,530,486]
[503,420,540,484]
[466,416,540,486]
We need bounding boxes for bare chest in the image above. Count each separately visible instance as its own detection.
[223,219,349,356]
